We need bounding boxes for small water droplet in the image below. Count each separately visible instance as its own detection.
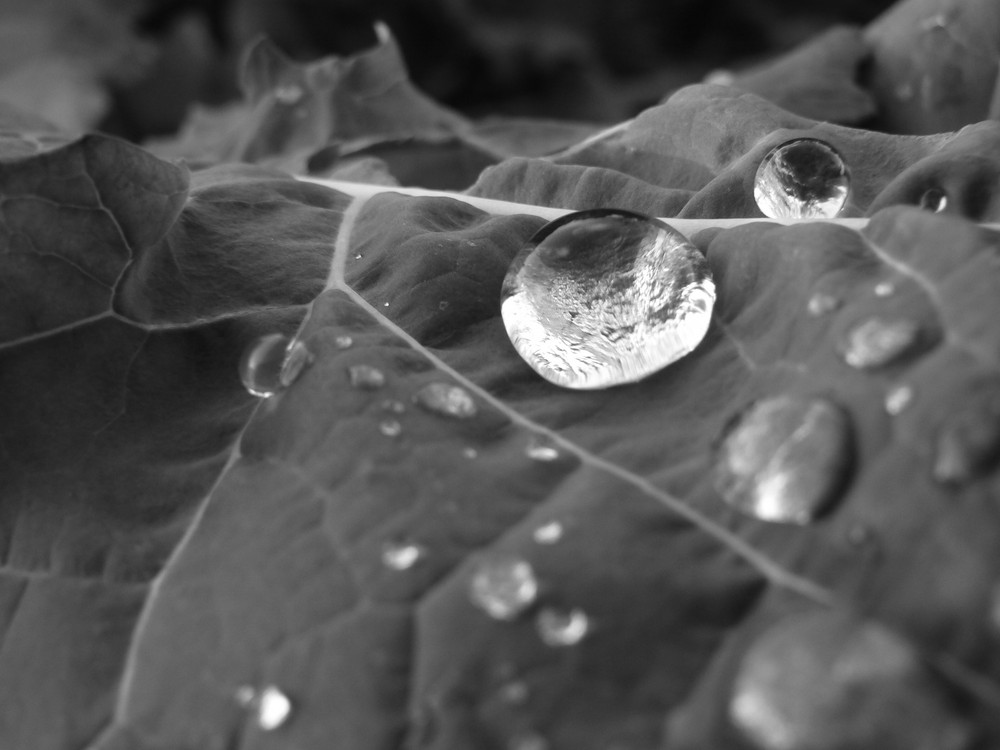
[841,317,922,369]
[754,139,850,220]
[379,419,403,437]
[918,188,948,213]
[501,209,715,389]
[354,253,363,260]
[932,386,1000,484]
[383,301,390,308]
[462,447,479,459]
[274,84,304,104]
[279,340,313,387]
[334,335,353,349]
[237,685,293,731]
[382,540,425,570]
[414,382,478,419]
[874,281,895,297]
[526,436,560,462]
[381,399,406,414]
[532,522,564,544]
[348,364,386,389]
[714,395,853,524]
[885,384,914,415]
[239,333,291,397]
[807,292,840,316]
[469,555,539,620]
[536,607,589,646]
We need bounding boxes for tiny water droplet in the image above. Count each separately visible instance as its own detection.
[885,384,914,415]
[381,399,406,414]
[501,209,715,389]
[382,540,425,570]
[840,317,922,369]
[469,555,539,620]
[334,335,353,349]
[714,395,853,524]
[526,436,560,462]
[380,419,403,437]
[932,386,1000,484]
[874,281,895,297]
[354,253,363,260]
[807,292,840,316]
[536,607,589,646]
[348,364,386,389]
[532,522,564,544]
[274,84,303,104]
[918,188,948,213]
[279,340,313,387]
[383,301,390,308]
[754,139,850,219]
[237,685,293,731]
[414,382,478,419]
[239,333,291,397]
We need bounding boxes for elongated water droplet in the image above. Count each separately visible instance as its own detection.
[731,611,970,750]
[470,555,539,620]
[382,540,425,570]
[414,382,478,419]
[754,139,850,219]
[933,385,1000,484]
[349,364,386,389]
[334,335,353,349]
[885,384,914,415]
[533,522,563,544]
[237,685,293,731]
[918,188,948,213]
[380,419,403,437]
[501,209,715,389]
[526,435,560,462]
[714,395,853,524]
[279,340,313,387]
[807,292,840,316]
[239,333,291,397]
[536,607,589,646]
[840,317,922,369]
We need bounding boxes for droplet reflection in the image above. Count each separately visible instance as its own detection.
[754,138,850,219]
[841,318,922,369]
[536,607,589,646]
[414,382,478,419]
[237,685,293,731]
[470,555,539,620]
[239,333,291,398]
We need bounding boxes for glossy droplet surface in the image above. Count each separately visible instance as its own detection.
[533,522,563,544]
[349,364,386,389]
[501,209,715,389]
[840,318,922,369]
[807,292,840,316]
[470,555,539,620]
[526,435,560,462]
[754,139,850,219]
[379,419,403,437]
[874,281,895,297]
[919,188,948,213]
[414,382,478,419]
[714,395,853,524]
[334,335,354,349]
[273,84,303,104]
[279,340,313,387]
[382,540,425,570]
[237,685,293,731]
[731,611,970,750]
[239,333,291,397]
[885,384,914,415]
[536,607,589,646]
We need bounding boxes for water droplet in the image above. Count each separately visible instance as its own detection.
[532,522,563,544]
[714,395,853,524]
[462,447,479,459]
[919,187,948,213]
[501,209,715,389]
[237,685,293,731]
[526,435,560,462]
[414,382,478,419]
[932,385,1000,484]
[274,84,304,104]
[807,292,840,316]
[536,607,589,646]
[379,419,403,437]
[354,253,363,261]
[348,364,386,389]
[382,540,425,570]
[874,281,895,297]
[279,340,313,387]
[239,333,291,397]
[469,555,539,620]
[381,399,406,413]
[885,384,914,415]
[753,139,850,220]
[334,335,353,349]
[731,610,970,750]
[383,301,390,308]
[840,317,922,369]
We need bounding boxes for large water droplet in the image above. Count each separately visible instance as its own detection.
[239,333,291,397]
[279,340,313,387]
[501,209,715,389]
[237,685,293,731]
[469,555,539,620]
[840,317,922,369]
[536,607,589,646]
[382,540,425,570]
[714,395,853,524]
[414,382,478,419]
[349,364,386,389]
[919,188,948,213]
[932,385,1000,484]
[753,139,850,219]
[730,610,970,750]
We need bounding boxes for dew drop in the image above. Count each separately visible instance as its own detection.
[885,384,914,415]
[532,521,564,544]
[379,419,403,437]
[918,187,948,213]
[279,340,313,387]
[334,335,353,349]
[382,540,425,570]
[274,84,304,104]
[349,364,386,389]
[753,139,850,220]
[807,292,840,317]
[932,385,1000,484]
[237,685,293,731]
[469,555,539,620]
[239,333,291,397]
[383,301,390,308]
[536,607,589,646]
[500,209,715,389]
[526,435,560,462]
[499,680,530,704]
[714,395,853,524]
[840,317,922,369]
[414,382,478,419]
[874,281,895,297]
[354,253,363,260]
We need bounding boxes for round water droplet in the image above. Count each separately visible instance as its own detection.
[730,610,970,750]
[274,84,304,104]
[414,382,478,419]
[753,139,850,220]
[279,339,313,387]
[932,385,1000,484]
[807,292,840,317]
[840,317,922,369]
[526,436,560,462]
[349,364,386,389]
[918,188,948,213]
[382,540,425,570]
[334,335,353,349]
[874,281,895,297]
[714,395,853,524]
[501,209,715,389]
[380,419,403,437]
[237,685,293,731]
[885,384,914,415]
[469,555,539,620]
[536,607,589,646]
[239,333,292,397]
[532,522,564,544]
